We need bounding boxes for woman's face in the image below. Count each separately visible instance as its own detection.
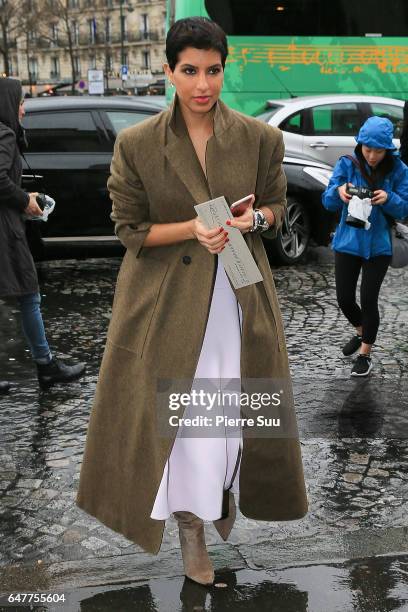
[165,46,224,115]
[18,99,25,122]
[362,144,386,168]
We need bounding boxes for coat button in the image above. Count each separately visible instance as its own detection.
[182,255,192,265]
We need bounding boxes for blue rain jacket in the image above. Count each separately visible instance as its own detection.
[322,156,408,259]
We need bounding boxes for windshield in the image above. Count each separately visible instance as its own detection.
[205,0,408,36]
[254,105,283,122]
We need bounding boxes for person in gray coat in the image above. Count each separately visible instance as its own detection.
[400,101,408,166]
[0,77,85,391]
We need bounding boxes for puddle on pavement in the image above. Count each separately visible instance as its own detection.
[1,556,407,612]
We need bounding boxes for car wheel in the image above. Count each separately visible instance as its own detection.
[263,197,311,265]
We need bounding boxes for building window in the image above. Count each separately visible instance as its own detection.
[162,11,166,38]
[105,17,111,43]
[28,31,37,44]
[71,20,79,45]
[68,0,79,8]
[89,55,96,69]
[141,13,149,38]
[50,23,59,46]
[51,56,60,78]
[105,53,113,72]
[28,57,38,79]
[74,56,81,77]
[142,50,150,69]
[88,18,97,44]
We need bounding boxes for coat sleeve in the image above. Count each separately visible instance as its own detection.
[0,129,29,212]
[321,157,348,212]
[259,129,287,240]
[382,162,408,220]
[108,131,153,257]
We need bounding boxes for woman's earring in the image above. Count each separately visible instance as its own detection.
[169,81,175,88]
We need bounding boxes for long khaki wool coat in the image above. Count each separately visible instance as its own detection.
[76,95,308,554]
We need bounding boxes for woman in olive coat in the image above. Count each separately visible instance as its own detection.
[76,17,308,584]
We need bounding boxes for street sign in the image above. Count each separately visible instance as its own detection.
[121,65,128,81]
[88,69,104,95]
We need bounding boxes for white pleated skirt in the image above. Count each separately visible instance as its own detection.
[150,257,242,521]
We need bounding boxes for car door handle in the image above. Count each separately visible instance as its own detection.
[22,174,43,179]
[309,142,328,148]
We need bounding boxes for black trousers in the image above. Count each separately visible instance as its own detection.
[335,251,391,345]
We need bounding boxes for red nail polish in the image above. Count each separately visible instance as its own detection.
[226,220,231,225]
[225,238,229,243]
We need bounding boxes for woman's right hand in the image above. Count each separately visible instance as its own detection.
[338,183,353,204]
[191,218,228,254]
[25,192,43,217]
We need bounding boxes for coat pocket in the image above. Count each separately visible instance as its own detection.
[107,252,169,358]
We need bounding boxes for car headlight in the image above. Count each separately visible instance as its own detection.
[303,166,333,187]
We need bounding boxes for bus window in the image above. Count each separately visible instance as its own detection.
[370,103,404,139]
[205,0,408,36]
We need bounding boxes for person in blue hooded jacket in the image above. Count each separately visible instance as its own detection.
[322,116,408,377]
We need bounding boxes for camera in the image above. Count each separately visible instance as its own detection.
[345,184,374,229]
[346,185,374,200]
[36,193,55,211]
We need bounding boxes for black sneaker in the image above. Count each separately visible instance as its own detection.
[351,354,373,377]
[342,335,362,356]
[0,381,11,395]
[37,357,86,389]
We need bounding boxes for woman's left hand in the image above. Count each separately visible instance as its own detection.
[371,190,388,205]
[226,206,254,233]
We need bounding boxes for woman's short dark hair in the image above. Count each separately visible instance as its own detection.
[355,143,395,187]
[166,17,228,71]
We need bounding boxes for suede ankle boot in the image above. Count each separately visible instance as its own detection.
[213,490,236,541]
[174,511,214,586]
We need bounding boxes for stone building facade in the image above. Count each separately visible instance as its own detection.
[3,0,166,93]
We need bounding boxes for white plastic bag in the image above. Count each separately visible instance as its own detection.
[23,195,56,222]
[348,196,372,230]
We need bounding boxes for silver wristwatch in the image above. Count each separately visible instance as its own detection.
[250,208,270,233]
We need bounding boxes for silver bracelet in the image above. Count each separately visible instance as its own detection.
[250,208,270,233]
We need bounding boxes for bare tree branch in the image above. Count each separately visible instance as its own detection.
[42,0,81,94]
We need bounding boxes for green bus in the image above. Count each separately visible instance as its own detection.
[166,0,408,115]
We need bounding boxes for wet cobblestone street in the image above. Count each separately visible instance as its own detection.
[1,251,408,601]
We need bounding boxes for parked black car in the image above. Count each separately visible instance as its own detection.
[22,96,165,258]
[262,151,335,264]
[22,96,334,264]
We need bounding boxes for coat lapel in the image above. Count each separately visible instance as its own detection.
[163,95,260,207]
[164,96,211,205]
[206,101,261,203]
